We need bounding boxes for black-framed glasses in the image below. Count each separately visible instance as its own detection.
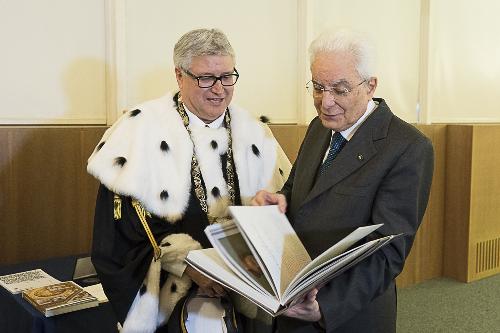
[182,68,239,88]
[306,79,366,98]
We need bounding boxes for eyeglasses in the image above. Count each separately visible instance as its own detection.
[306,79,366,98]
[182,68,239,88]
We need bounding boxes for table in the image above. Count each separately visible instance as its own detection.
[0,255,117,333]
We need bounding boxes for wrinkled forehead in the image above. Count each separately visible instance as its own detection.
[311,51,360,84]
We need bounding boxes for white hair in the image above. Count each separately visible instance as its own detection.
[309,29,376,79]
[173,28,235,70]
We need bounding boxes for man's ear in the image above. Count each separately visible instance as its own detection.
[175,68,183,87]
[367,77,377,96]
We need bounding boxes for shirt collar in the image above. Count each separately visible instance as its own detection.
[338,99,378,141]
[184,105,226,129]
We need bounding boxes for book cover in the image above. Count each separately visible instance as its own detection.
[22,281,99,317]
[0,269,60,294]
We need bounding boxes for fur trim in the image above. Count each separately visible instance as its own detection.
[121,233,200,332]
[189,126,232,217]
[230,105,291,204]
[159,233,202,277]
[87,93,291,220]
[87,94,192,222]
[121,259,161,333]
[157,274,191,326]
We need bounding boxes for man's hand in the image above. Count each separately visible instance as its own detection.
[282,288,322,322]
[184,265,226,297]
[251,190,287,213]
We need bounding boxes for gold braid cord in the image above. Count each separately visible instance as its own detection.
[176,97,236,222]
[113,194,122,220]
[224,111,236,204]
[132,199,161,261]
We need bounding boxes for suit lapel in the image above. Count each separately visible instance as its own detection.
[292,124,331,204]
[300,99,393,207]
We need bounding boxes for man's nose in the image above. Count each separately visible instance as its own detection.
[211,79,224,93]
[321,91,336,108]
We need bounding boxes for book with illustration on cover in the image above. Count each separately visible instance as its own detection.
[22,281,99,317]
[186,205,402,316]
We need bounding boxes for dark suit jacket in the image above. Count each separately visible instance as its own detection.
[277,98,434,333]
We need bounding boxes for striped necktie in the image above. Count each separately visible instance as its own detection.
[320,131,347,173]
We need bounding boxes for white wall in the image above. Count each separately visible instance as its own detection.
[0,0,499,125]
[426,0,500,123]
[123,0,298,123]
[0,0,107,124]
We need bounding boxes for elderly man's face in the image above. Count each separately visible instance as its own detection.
[176,55,235,123]
[311,51,376,131]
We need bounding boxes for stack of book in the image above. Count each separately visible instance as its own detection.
[0,267,104,317]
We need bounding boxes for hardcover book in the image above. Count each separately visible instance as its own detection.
[22,281,99,317]
[186,205,401,316]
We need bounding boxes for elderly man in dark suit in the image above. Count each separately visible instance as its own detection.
[252,29,434,333]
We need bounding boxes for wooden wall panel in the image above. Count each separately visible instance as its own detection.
[2,123,498,288]
[269,124,308,163]
[443,125,500,282]
[397,125,446,288]
[443,126,473,281]
[469,126,500,280]
[0,127,106,265]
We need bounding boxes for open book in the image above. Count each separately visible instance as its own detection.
[185,205,401,316]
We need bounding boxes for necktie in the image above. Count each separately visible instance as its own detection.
[320,131,347,173]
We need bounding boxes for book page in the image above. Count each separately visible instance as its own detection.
[0,269,60,294]
[282,234,401,304]
[287,224,383,288]
[186,248,281,315]
[228,205,312,298]
[205,221,274,296]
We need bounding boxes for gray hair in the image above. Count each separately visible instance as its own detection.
[309,29,376,79]
[173,28,235,70]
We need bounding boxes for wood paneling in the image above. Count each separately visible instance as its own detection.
[444,125,500,282]
[397,125,446,287]
[0,127,106,265]
[269,124,308,163]
[2,123,500,288]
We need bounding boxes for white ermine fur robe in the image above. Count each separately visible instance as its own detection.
[87,93,291,332]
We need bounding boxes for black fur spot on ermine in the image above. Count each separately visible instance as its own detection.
[170,283,177,293]
[114,157,127,167]
[259,115,270,123]
[211,140,218,150]
[251,144,260,157]
[96,141,105,151]
[211,187,220,197]
[129,109,141,117]
[279,168,284,176]
[160,190,169,200]
[160,141,169,152]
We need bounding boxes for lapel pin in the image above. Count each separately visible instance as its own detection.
[357,154,364,161]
